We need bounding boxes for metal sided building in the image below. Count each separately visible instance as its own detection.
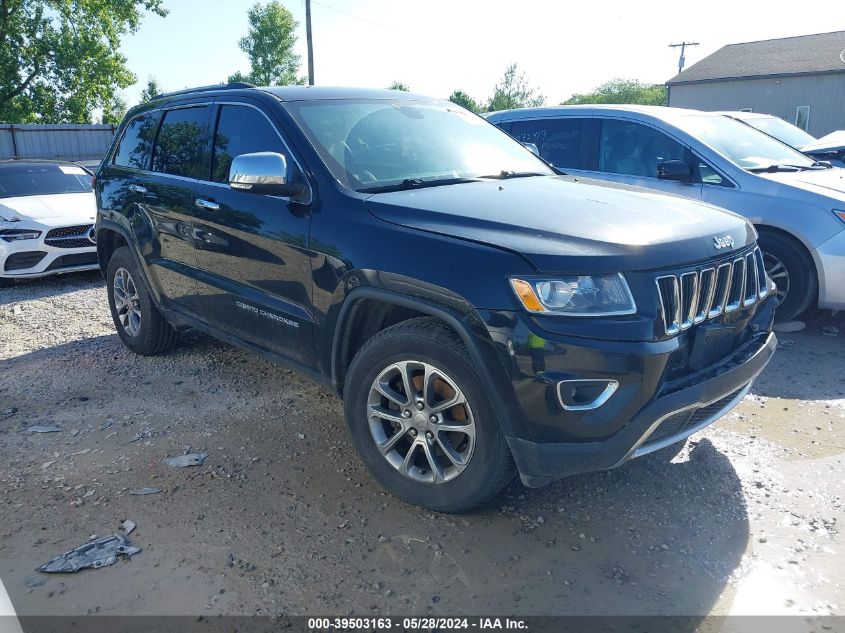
[666,31,845,138]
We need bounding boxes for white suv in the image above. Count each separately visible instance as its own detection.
[0,160,98,287]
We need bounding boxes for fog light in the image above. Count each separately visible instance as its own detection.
[557,379,618,411]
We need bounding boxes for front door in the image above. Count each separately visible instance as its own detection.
[190,102,316,366]
[586,118,703,200]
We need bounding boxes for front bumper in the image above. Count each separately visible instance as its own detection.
[814,227,845,310]
[507,330,776,486]
[0,240,98,280]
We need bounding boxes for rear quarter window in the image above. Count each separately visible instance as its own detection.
[113,112,161,170]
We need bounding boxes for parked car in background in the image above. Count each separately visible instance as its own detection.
[94,85,776,511]
[488,105,845,321]
[0,160,98,287]
[720,111,845,167]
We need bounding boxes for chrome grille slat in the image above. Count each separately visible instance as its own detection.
[694,268,716,324]
[655,248,772,336]
[680,272,698,330]
[754,247,769,299]
[725,257,746,312]
[743,252,757,306]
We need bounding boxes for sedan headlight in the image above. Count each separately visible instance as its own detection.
[510,273,636,316]
[0,229,42,242]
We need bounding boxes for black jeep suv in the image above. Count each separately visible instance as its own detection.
[94,84,777,512]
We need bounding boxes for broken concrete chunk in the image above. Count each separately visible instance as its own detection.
[129,487,162,496]
[773,320,805,333]
[37,534,140,573]
[164,453,207,468]
[26,425,62,433]
[119,520,136,535]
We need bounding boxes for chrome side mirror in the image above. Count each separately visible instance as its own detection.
[229,152,299,196]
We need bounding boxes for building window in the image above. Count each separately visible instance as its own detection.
[795,106,811,131]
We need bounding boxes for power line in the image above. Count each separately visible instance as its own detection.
[309,0,387,29]
[669,41,699,74]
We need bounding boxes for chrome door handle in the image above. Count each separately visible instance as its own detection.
[128,184,147,193]
[194,198,220,211]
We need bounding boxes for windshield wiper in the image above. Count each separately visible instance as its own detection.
[358,177,481,194]
[748,163,828,173]
[479,170,549,180]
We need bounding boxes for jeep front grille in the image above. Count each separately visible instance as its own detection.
[656,247,770,335]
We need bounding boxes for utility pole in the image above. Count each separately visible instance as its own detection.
[305,0,314,85]
[669,41,699,74]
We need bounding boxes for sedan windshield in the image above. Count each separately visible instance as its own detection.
[677,115,815,171]
[284,99,553,192]
[0,163,92,198]
[743,116,817,149]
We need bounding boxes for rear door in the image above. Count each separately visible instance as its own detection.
[100,107,207,309]
[508,117,599,173]
[188,101,316,366]
[143,104,213,309]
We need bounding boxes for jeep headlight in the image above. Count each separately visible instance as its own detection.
[510,273,636,316]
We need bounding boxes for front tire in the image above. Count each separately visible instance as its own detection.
[757,230,816,322]
[106,246,176,355]
[343,317,516,512]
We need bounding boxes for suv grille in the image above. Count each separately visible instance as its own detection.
[656,247,770,335]
[45,224,94,249]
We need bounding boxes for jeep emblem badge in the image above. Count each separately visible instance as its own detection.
[713,235,734,250]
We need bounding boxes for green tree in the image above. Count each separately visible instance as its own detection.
[563,79,667,106]
[101,94,127,124]
[448,90,481,113]
[139,76,164,102]
[486,64,544,112]
[0,0,167,123]
[387,81,409,91]
[227,1,305,86]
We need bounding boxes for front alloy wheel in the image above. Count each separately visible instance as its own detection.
[343,317,516,512]
[763,252,789,305]
[368,361,476,484]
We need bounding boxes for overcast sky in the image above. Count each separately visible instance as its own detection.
[119,0,845,107]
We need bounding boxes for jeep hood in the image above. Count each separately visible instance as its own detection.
[364,175,754,272]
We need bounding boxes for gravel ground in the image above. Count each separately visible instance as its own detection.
[0,272,843,618]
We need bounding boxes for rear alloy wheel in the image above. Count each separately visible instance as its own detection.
[112,267,142,337]
[106,246,177,356]
[344,317,516,512]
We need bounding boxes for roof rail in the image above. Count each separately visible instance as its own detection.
[152,82,256,100]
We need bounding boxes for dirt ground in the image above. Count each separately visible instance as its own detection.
[0,271,843,619]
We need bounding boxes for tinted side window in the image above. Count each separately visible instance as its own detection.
[510,118,595,169]
[151,106,211,179]
[113,113,160,170]
[211,105,286,183]
[598,120,685,177]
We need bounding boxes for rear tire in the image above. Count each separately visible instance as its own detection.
[757,230,816,322]
[106,246,176,356]
[343,317,516,512]
[0,277,13,288]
